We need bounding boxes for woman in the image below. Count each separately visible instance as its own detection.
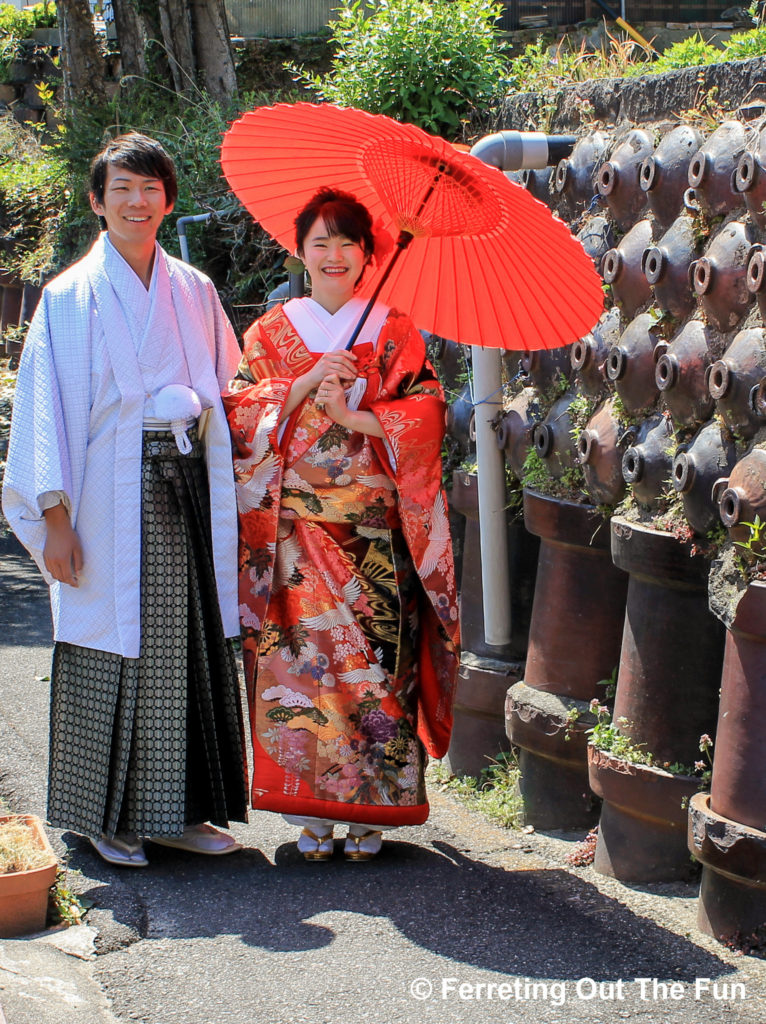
[226,188,458,861]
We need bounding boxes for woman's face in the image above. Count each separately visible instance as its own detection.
[300,215,369,313]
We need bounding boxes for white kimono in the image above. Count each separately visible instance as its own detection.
[2,233,240,657]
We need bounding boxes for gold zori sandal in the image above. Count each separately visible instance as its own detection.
[344,830,383,861]
[298,826,334,862]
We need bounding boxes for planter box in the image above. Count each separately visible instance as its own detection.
[0,815,58,938]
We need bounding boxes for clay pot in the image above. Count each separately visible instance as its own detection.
[687,120,748,218]
[639,124,704,229]
[690,220,755,331]
[507,682,600,830]
[590,749,701,882]
[654,320,716,428]
[642,214,700,321]
[450,469,539,662]
[578,397,628,506]
[0,814,58,938]
[605,312,662,415]
[496,386,542,478]
[690,792,766,941]
[672,420,737,536]
[576,215,615,272]
[621,413,674,509]
[521,166,554,206]
[732,124,766,229]
[690,582,766,939]
[507,490,629,828]
[570,307,620,397]
[431,335,467,393]
[597,129,654,230]
[601,219,653,319]
[532,392,580,480]
[716,448,766,550]
[522,491,628,697]
[591,518,725,882]
[446,381,475,455]
[554,131,610,216]
[520,346,573,393]
[745,242,766,320]
[708,327,766,439]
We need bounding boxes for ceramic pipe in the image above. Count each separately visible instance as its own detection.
[468,133,579,647]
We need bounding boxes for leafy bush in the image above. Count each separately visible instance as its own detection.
[625,33,722,76]
[724,26,766,60]
[289,0,509,138]
[0,113,67,283]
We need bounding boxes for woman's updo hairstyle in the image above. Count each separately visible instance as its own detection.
[295,187,375,260]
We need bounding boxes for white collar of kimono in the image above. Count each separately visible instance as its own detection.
[282,296,389,352]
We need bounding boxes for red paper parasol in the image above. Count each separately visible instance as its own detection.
[220,102,603,351]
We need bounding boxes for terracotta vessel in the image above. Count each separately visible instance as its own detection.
[576,215,615,271]
[532,392,580,480]
[570,307,620,397]
[506,490,628,828]
[445,381,474,458]
[0,814,57,938]
[590,519,725,882]
[554,131,610,216]
[639,124,704,229]
[596,129,654,230]
[732,124,766,229]
[691,221,755,331]
[496,386,542,478]
[601,219,653,319]
[606,312,662,415]
[520,346,573,392]
[690,582,766,939]
[708,328,766,439]
[522,166,554,206]
[716,448,766,549]
[654,320,716,428]
[642,214,700,321]
[672,420,737,536]
[446,471,538,776]
[687,120,749,218]
[590,749,701,882]
[621,413,674,509]
[578,397,628,506]
[432,335,467,393]
[745,242,766,320]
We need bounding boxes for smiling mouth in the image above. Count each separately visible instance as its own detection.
[322,267,348,275]
[125,216,150,223]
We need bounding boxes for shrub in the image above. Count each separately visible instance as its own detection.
[289,0,509,138]
[633,33,723,75]
[723,26,766,60]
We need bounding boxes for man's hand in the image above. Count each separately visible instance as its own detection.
[43,503,83,587]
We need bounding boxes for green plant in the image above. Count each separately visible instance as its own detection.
[587,702,654,765]
[429,750,523,828]
[48,868,92,926]
[733,514,766,561]
[631,33,723,75]
[288,0,509,137]
[597,667,617,701]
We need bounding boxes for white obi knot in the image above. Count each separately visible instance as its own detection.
[152,384,202,454]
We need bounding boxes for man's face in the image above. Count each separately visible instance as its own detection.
[89,164,173,250]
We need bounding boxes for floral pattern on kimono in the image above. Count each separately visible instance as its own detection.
[225,304,459,825]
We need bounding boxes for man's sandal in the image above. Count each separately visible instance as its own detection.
[344,830,383,862]
[298,826,334,861]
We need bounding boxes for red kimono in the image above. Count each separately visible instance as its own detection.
[225,302,459,825]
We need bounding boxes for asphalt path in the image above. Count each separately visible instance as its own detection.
[2,535,766,1024]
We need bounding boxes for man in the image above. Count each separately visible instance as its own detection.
[2,133,248,867]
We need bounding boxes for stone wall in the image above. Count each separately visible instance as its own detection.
[494,55,766,132]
